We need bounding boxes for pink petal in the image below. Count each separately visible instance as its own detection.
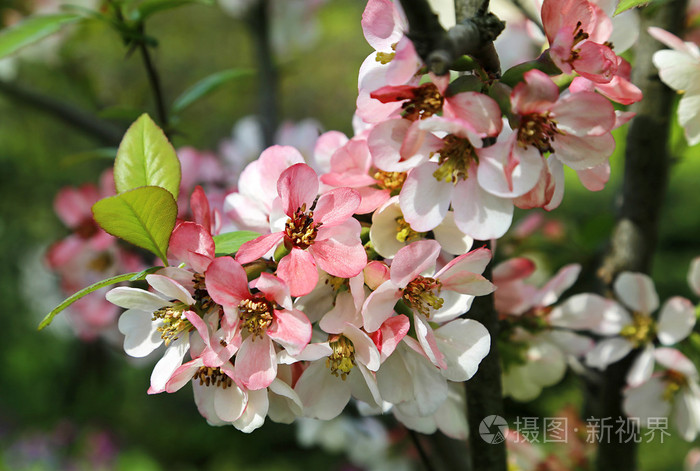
[533,264,581,307]
[370,314,410,360]
[164,358,203,393]
[168,221,215,272]
[314,131,348,171]
[252,272,292,310]
[235,232,284,264]
[414,313,447,369]
[235,335,277,390]
[436,246,492,279]
[368,119,430,172]
[476,137,543,198]
[277,248,318,297]
[552,92,616,136]
[277,163,319,216]
[313,188,361,227]
[493,258,536,283]
[205,257,250,307]
[391,239,441,288]
[511,69,560,114]
[190,186,211,233]
[552,133,615,170]
[364,260,391,290]
[444,92,503,137]
[311,219,367,279]
[320,292,363,334]
[573,42,617,83]
[577,162,610,191]
[654,348,698,379]
[268,308,312,355]
[55,185,97,227]
[356,187,391,214]
[362,0,401,50]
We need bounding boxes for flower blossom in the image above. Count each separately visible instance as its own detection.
[236,163,366,297]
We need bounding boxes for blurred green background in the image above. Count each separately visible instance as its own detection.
[0,0,699,469]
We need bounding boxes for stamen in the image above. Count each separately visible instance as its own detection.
[402,83,444,121]
[326,334,356,380]
[433,134,477,183]
[619,312,656,347]
[152,303,192,346]
[238,297,274,338]
[284,203,320,250]
[517,112,563,154]
[402,276,444,317]
[395,216,423,243]
[193,273,214,311]
[374,170,407,193]
[193,366,234,389]
[662,369,688,401]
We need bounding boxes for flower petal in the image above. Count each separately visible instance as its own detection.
[614,272,659,314]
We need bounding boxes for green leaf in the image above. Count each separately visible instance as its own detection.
[213,230,261,256]
[0,13,80,59]
[500,53,563,88]
[114,113,181,199]
[92,186,177,265]
[37,267,160,331]
[613,0,657,15]
[172,68,254,114]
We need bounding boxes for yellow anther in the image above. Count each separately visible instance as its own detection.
[433,134,476,183]
[403,276,444,317]
[238,297,274,338]
[395,216,423,243]
[285,204,320,250]
[373,170,407,193]
[152,303,192,346]
[193,366,233,389]
[326,334,356,380]
[620,312,656,347]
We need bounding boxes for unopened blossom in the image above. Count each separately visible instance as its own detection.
[623,348,700,441]
[205,256,312,390]
[649,27,700,146]
[236,163,366,297]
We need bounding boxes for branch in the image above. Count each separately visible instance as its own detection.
[137,23,169,132]
[399,0,504,75]
[245,0,278,148]
[0,79,124,146]
[464,241,507,471]
[594,1,688,470]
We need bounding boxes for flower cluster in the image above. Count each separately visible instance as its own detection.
[51,0,662,438]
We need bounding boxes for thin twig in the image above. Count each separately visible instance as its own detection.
[408,429,438,471]
[0,79,124,145]
[137,23,169,131]
[510,0,544,34]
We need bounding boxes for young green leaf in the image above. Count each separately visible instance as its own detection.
[613,0,655,15]
[114,114,181,199]
[213,230,261,256]
[37,267,161,331]
[172,68,254,114]
[92,186,177,266]
[0,13,80,59]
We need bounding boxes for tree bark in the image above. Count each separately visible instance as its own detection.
[595,1,688,470]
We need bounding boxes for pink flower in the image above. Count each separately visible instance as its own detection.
[542,0,617,82]
[236,163,366,297]
[205,256,312,390]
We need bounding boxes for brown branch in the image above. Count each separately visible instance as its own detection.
[0,79,124,146]
[594,1,688,470]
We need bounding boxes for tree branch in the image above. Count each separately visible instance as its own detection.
[399,0,504,75]
[245,0,278,148]
[594,1,688,470]
[137,23,169,132]
[0,79,124,146]
[465,241,507,471]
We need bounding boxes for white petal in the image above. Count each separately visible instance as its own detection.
[233,388,269,433]
[435,319,490,382]
[688,257,700,297]
[268,377,303,423]
[452,177,513,240]
[106,286,168,311]
[613,272,659,313]
[433,383,468,439]
[675,387,700,441]
[150,335,190,392]
[657,297,696,345]
[433,211,473,255]
[626,344,655,387]
[622,377,671,426]
[585,337,634,370]
[295,361,350,420]
[118,309,162,357]
[214,381,247,422]
[343,324,381,371]
[549,293,631,335]
[146,274,195,305]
